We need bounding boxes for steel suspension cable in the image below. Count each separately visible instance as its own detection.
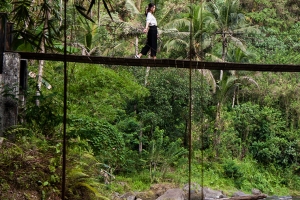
[188,0,194,199]
[200,1,204,199]
[62,0,68,198]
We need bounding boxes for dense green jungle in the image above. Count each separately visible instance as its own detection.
[1,0,300,199]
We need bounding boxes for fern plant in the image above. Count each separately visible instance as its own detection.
[66,168,109,200]
[66,138,111,200]
[3,125,30,141]
[148,127,188,183]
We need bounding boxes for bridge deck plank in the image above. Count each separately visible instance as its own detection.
[16,52,300,72]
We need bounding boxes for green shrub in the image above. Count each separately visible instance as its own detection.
[148,128,188,183]
[69,117,125,171]
[222,159,244,188]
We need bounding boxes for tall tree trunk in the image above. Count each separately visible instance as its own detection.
[145,53,151,84]
[134,36,143,154]
[220,33,227,81]
[139,129,143,153]
[139,56,151,153]
[214,102,222,158]
[135,36,138,55]
[36,13,48,106]
[240,128,249,160]
[136,0,141,11]
[232,88,236,108]
[36,60,44,106]
[145,66,151,86]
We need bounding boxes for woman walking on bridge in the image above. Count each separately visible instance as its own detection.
[135,3,157,59]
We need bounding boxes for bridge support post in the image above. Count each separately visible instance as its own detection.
[0,52,20,137]
[0,13,22,138]
[0,12,6,137]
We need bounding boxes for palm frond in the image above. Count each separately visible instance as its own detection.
[12,0,33,27]
[75,0,113,22]
[198,69,217,93]
[230,36,247,53]
[164,39,188,52]
[75,5,95,23]
[158,4,175,25]
[219,76,239,103]
[102,0,113,21]
[163,18,190,30]
[206,53,223,62]
[13,29,41,50]
[162,30,190,38]
[233,25,261,34]
[124,0,140,15]
[239,76,260,88]
[87,0,96,14]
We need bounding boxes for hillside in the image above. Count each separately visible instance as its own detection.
[1,0,300,199]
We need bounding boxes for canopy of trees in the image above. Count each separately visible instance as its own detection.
[1,0,300,199]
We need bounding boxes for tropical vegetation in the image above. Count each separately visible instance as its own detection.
[1,0,300,199]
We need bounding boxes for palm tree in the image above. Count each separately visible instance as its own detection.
[213,70,259,157]
[206,0,259,79]
[161,3,218,92]
[162,3,215,60]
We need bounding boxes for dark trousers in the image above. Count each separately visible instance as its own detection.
[141,26,157,57]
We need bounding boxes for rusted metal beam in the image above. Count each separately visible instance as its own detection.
[5,22,13,51]
[16,51,300,72]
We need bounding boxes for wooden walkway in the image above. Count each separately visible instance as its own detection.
[17,52,300,72]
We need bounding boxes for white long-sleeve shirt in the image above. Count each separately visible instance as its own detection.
[146,12,157,26]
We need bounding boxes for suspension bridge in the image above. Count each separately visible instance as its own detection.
[16,51,300,72]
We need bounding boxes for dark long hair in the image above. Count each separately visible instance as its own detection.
[145,3,155,16]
